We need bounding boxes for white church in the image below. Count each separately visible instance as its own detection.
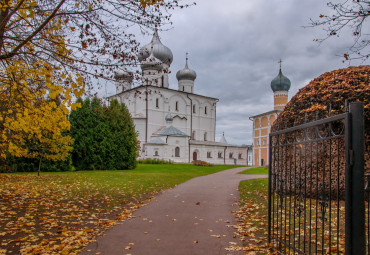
[109,30,252,165]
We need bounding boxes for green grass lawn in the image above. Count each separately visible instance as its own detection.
[0,164,238,254]
[239,166,268,175]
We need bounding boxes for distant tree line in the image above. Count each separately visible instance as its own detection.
[1,98,138,172]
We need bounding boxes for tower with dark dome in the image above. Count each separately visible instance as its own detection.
[176,53,197,93]
[271,60,291,110]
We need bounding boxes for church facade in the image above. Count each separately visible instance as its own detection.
[250,65,291,166]
[109,31,252,165]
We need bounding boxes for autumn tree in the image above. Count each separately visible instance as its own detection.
[69,98,137,170]
[310,0,370,61]
[272,66,370,196]
[0,0,190,163]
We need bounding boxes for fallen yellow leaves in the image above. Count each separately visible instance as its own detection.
[0,174,155,254]
[231,179,272,254]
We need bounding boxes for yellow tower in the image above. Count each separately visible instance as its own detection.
[250,61,291,166]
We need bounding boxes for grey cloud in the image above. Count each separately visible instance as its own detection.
[103,0,367,145]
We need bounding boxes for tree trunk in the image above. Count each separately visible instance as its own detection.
[38,157,42,176]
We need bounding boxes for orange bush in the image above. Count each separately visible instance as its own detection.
[273,65,369,173]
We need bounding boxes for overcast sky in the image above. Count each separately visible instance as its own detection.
[105,0,367,145]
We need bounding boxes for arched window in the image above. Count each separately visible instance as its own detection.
[154,150,159,156]
[204,106,207,115]
[207,152,212,158]
[229,153,233,159]
[218,152,223,158]
[175,147,180,157]
[192,131,196,140]
[193,104,196,113]
[175,101,179,111]
[156,98,159,108]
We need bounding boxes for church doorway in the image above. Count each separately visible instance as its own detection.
[193,151,197,161]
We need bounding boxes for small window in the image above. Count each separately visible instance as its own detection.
[154,151,159,156]
[175,101,179,111]
[205,106,207,115]
[229,153,233,159]
[193,104,196,113]
[161,76,164,87]
[175,147,180,157]
[192,131,196,140]
[156,98,159,108]
[218,152,223,158]
[207,152,212,158]
[238,153,243,159]
[262,139,266,145]
[204,132,207,141]
[182,86,184,91]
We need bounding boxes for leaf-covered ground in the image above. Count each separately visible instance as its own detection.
[234,178,271,254]
[0,164,237,255]
[234,177,349,254]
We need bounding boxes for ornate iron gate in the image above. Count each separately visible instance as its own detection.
[268,102,365,254]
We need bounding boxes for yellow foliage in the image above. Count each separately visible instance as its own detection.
[0,1,85,161]
[140,0,164,8]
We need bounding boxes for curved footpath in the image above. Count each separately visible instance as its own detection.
[81,167,267,255]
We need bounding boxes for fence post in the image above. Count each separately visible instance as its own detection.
[345,102,365,255]
[268,134,272,244]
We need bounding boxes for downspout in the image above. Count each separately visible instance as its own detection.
[224,146,227,165]
[145,86,148,143]
[214,99,219,141]
[247,146,250,166]
[187,94,193,163]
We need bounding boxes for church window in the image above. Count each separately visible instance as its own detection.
[175,101,179,111]
[204,132,207,141]
[204,106,207,115]
[207,152,212,158]
[182,86,184,91]
[154,150,159,156]
[238,153,243,159]
[161,76,164,87]
[156,98,159,108]
[218,152,223,158]
[175,147,180,157]
[229,153,233,159]
[192,131,196,140]
[193,104,196,113]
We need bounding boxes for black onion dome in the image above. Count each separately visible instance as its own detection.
[271,68,291,92]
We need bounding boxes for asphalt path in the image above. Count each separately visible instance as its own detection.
[81,167,267,255]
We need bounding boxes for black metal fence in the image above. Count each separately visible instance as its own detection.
[268,102,365,254]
